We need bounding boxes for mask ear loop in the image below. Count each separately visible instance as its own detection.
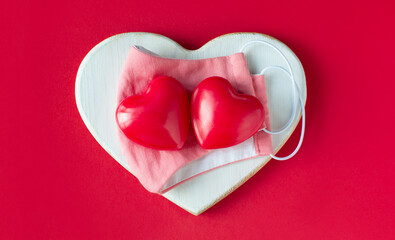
[261,66,305,160]
[241,41,297,134]
[240,40,305,161]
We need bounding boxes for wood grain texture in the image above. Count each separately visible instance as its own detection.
[75,32,306,215]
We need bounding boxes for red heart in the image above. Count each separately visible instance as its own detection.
[191,76,265,149]
[116,76,190,150]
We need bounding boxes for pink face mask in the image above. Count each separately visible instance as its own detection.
[117,45,276,193]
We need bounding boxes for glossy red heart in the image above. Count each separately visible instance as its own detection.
[191,76,265,149]
[116,76,190,150]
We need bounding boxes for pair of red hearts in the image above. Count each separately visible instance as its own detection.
[116,76,265,150]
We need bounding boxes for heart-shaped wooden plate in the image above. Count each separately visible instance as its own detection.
[75,32,306,215]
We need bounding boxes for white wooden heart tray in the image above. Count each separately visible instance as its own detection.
[75,32,306,215]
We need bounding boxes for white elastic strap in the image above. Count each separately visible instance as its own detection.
[241,40,298,135]
[261,66,305,161]
[240,40,305,161]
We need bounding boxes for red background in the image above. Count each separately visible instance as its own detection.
[1,0,394,239]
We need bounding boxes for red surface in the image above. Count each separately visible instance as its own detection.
[1,0,394,239]
[192,76,265,149]
[117,76,190,150]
